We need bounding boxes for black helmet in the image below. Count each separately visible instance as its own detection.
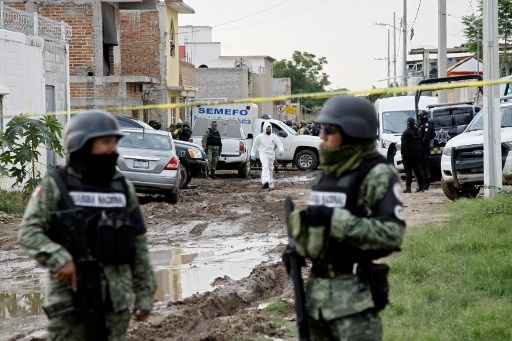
[64,111,123,154]
[419,110,430,121]
[407,117,416,128]
[317,96,378,139]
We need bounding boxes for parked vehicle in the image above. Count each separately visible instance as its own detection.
[440,101,512,200]
[191,103,322,172]
[117,128,181,203]
[174,139,208,188]
[192,117,251,177]
[116,116,208,188]
[375,95,438,164]
[251,118,322,171]
[394,75,482,178]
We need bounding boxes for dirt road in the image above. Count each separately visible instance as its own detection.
[0,171,448,340]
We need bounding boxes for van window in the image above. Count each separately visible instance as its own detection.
[382,111,416,134]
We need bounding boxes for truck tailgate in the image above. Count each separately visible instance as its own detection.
[220,138,240,156]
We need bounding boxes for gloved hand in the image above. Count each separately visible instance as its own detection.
[302,206,334,228]
[282,245,305,275]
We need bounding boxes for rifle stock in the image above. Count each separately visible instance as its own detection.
[285,197,310,341]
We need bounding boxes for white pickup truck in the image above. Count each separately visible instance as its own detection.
[250,118,322,170]
[440,101,512,200]
[191,117,251,177]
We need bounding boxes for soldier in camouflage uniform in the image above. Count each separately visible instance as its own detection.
[18,111,156,341]
[287,96,406,340]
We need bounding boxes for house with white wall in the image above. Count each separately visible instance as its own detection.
[0,3,71,190]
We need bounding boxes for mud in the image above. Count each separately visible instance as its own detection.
[129,263,289,341]
[0,171,449,340]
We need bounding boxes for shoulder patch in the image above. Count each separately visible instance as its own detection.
[393,183,403,202]
[394,205,406,221]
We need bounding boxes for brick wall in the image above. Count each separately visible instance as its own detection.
[196,68,249,100]
[120,10,160,77]
[36,3,95,76]
[180,61,196,88]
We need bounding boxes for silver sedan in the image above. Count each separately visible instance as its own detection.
[118,128,181,203]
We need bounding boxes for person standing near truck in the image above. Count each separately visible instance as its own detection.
[18,111,156,341]
[202,121,223,178]
[401,117,426,193]
[418,110,435,190]
[251,121,284,190]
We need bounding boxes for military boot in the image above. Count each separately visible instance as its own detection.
[404,183,412,193]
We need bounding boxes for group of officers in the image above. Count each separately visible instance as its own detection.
[18,96,405,340]
[400,111,435,193]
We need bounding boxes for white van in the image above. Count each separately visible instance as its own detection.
[375,96,438,163]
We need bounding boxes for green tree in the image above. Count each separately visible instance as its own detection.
[462,0,512,73]
[0,114,64,195]
[273,51,331,111]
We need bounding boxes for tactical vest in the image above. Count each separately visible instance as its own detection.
[47,167,139,265]
[206,129,222,146]
[309,153,388,277]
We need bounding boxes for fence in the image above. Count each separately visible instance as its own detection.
[0,1,72,42]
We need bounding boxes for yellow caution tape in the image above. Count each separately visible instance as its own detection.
[4,78,511,119]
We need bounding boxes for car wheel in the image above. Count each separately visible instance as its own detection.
[238,162,251,178]
[461,185,480,198]
[166,190,179,204]
[179,165,189,189]
[441,180,460,201]
[387,145,396,164]
[294,149,319,171]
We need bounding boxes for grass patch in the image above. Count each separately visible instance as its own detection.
[0,190,25,214]
[384,194,512,341]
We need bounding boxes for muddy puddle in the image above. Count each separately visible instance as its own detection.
[0,232,284,340]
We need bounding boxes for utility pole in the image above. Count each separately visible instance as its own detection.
[438,0,448,102]
[387,28,391,87]
[393,12,397,86]
[483,0,502,198]
[402,0,408,87]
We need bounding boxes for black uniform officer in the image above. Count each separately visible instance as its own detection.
[417,110,435,189]
[401,117,425,193]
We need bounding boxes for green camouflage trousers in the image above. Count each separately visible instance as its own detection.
[208,146,221,174]
[47,309,131,341]
[308,310,382,341]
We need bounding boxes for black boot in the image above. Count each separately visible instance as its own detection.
[404,184,412,193]
[262,183,269,189]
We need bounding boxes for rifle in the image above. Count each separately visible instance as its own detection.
[284,197,310,341]
[46,169,109,341]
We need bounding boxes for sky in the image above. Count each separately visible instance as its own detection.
[180,0,477,91]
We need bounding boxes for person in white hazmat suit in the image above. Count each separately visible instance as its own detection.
[251,122,284,189]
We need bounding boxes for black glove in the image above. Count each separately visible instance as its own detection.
[282,246,305,275]
[303,206,334,228]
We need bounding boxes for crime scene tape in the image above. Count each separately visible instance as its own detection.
[4,77,512,119]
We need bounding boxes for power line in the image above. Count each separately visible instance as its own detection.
[178,0,291,36]
[213,0,291,29]
[410,0,423,30]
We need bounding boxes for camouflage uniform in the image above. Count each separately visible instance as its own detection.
[289,152,406,341]
[287,96,406,340]
[19,167,156,341]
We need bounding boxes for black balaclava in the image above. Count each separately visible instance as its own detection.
[69,140,119,186]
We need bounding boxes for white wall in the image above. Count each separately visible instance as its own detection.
[184,42,221,68]
[0,30,46,191]
[0,30,45,122]
[179,26,213,44]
